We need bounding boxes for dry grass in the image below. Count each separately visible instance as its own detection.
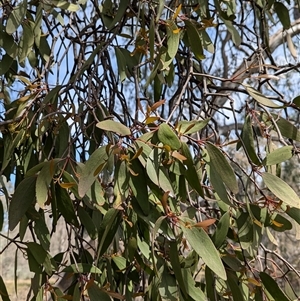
[5,280,31,301]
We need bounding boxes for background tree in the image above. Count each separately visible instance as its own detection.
[0,0,300,300]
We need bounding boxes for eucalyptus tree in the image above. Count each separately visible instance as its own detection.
[0,0,300,300]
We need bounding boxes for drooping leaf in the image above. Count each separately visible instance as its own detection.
[96,120,131,136]
[182,268,207,301]
[264,145,294,165]
[180,143,204,196]
[162,20,180,70]
[274,2,291,29]
[212,211,230,249]
[0,54,13,76]
[157,123,181,150]
[97,208,122,257]
[6,0,27,34]
[181,221,227,280]
[206,142,239,194]
[262,172,300,208]
[0,276,10,301]
[227,271,245,301]
[36,160,58,207]
[260,272,290,301]
[285,207,300,225]
[200,30,215,53]
[9,176,36,231]
[220,17,241,46]
[115,47,127,82]
[169,241,188,298]
[55,1,81,11]
[158,265,179,301]
[272,115,300,142]
[0,200,3,232]
[205,267,217,301]
[236,211,253,249]
[34,217,50,251]
[244,84,282,108]
[87,282,111,301]
[78,206,98,240]
[55,184,79,227]
[177,119,210,135]
[107,0,129,30]
[129,159,150,215]
[19,22,34,63]
[78,146,108,197]
[184,20,205,60]
[240,115,261,165]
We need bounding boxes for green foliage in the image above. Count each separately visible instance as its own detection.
[0,0,300,300]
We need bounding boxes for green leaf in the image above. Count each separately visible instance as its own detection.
[0,54,13,76]
[33,4,43,47]
[115,47,127,82]
[157,123,181,150]
[264,146,293,165]
[156,0,165,22]
[55,1,81,11]
[244,84,281,108]
[236,211,253,249]
[6,0,27,34]
[206,142,239,194]
[240,115,261,165]
[212,211,230,249]
[129,159,150,215]
[285,207,300,225]
[227,271,245,301]
[274,2,291,29]
[0,201,3,232]
[169,241,188,298]
[222,255,244,272]
[97,208,122,257]
[267,213,292,232]
[182,268,207,301]
[181,222,227,280]
[0,31,18,58]
[0,276,10,301]
[55,184,79,227]
[162,20,180,70]
[177,119,210,135]
[220,17,241,46]
[78,146,108,197]
[205,267,217,301]
[260,272,290,301]
[262,172,300,208]
[181,148,204,198]
[62,263,102,274]
[200,30,215,53]
[9,176,36,231]
[78,206,98,240]
[87,282,111,301]
[184,20,205,60]
[109,0,129,29]
[34,217,50,251]
[36,160,58,207]
[146,147,175,194]
[26,242,47,265]
[292,95,300,107]
[96,120,131,136]
[158,265,179,301]
[273,115,300,142]
[19,22,34,63]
